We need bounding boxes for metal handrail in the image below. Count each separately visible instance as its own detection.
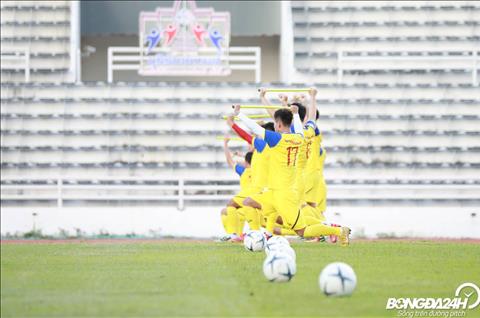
[337,49,479,86]
[107,46,261,83]
[2,176,480,209]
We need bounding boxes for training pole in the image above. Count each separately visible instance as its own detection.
[258,88,310,93]
[232,105,285,109]
[222,114,271,120]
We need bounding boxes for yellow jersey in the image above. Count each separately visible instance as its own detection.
[250,137,270,191]
[317,146,327,177]
[264,130,304,190]
[303,121,320,174]
[305,125,322,174]
[234,164,252,191]
[295,122,315,171]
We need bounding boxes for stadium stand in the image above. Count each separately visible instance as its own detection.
[1,1,479,207]
[0,0,71,82]
[290,1,480,85]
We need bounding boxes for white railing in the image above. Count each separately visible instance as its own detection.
[107,46,261,83]
[1,176,237,210]
[2,176,480,210]
[0,49,30,82]
[337,49,479,86]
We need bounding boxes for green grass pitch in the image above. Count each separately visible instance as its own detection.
[1,240,479,317]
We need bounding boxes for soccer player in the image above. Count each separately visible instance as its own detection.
[303,100,324,219]
[219,136,253,242]
[292,93,337,242]
[233,104,351,246]
[289,93,336,242]
[294,89,321,218]
[260,88,322,229]
[226,116,275,232]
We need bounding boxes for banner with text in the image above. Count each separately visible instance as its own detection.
[139,0,231,76]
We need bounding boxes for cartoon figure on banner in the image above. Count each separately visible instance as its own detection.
[193,24,206,45]
[145,28,162,54]
[208,29,223,53]
[164,24,177,46]
[139,0,230,76]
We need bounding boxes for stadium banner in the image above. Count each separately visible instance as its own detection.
[139,0,231,76]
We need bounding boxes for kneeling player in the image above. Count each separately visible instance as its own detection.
[219,137,253,242]
[226,115,275,232]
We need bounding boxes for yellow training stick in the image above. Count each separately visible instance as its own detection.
[259,88,310,93]
[222,114,271,120]
[233,105,285,109]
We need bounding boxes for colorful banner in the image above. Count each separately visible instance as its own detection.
[139,0,231,76]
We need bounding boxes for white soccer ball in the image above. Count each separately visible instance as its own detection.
[319,262,357,296]
[265,244,296,261]
[265,236,290,254]
[263,252,296,283]
[243,231,265,252]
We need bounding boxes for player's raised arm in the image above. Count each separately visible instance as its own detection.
[307,87,318,126]
[279,94,289,107]
[233,104,266,138]
[291,105,304,137]
[259,87,276,118]
[235,104,289,148]
[222,136,236,169]
[226,114,253,144]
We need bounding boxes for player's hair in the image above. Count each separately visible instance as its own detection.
[245,151,253,165]
[290,102,307,122]
[262,122,275,131]
[316,109,319,121]
[274,108,293,127]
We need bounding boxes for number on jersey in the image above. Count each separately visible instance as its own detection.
[287,146,299,166]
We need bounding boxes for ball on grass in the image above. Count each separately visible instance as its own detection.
[265,236,290,254]
[263,251,296,283]
[319,262,357,296]
[243,230,265,252]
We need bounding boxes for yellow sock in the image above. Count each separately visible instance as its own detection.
[226,206,239,234]
[237,216,245,235]
[221,213,229,233]
[260,212,266,228]
[303,223,341,238]
[265,213,278,234]
[235,209,246,235]
[242,206,261,231]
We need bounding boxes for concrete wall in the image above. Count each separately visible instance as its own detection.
[79,1,281,82]
[81,1,281,36]
[81,35,279,82]
[2,206,479,239]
